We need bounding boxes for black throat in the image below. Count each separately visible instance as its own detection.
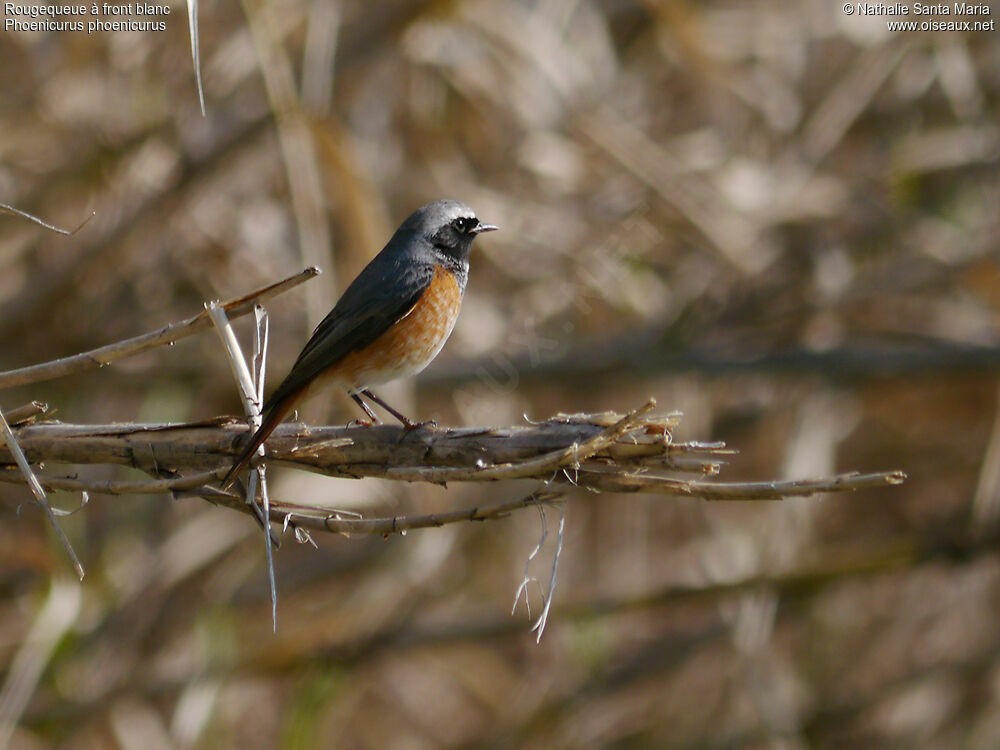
[432,249,470,293]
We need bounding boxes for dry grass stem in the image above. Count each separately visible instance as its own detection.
[0,406,84,579]
[207,301,279,628]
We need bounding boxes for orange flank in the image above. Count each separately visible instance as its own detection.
[305,264,463,397]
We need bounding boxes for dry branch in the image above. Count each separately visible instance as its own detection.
[0,404,906,537]
[0,402,49,426]
[0,267,319,390]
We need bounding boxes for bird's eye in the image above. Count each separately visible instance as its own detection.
[454,216,476,233]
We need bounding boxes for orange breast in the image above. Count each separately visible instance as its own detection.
[325,264,463,391]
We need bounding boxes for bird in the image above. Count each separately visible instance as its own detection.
[221,199,497,489]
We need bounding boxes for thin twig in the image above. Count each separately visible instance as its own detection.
[315,489,567,536]
[0,267,319,390]
[0,468,220,494]
[187,487,567,537]
[584,471,909,500]
[0,202,94,236]
[0,404,84,579]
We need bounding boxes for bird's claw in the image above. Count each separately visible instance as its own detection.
[403,418,437,431]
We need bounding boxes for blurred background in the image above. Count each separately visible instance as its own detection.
[2,0,999,747]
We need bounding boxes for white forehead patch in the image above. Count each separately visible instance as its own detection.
[436,201,476,223]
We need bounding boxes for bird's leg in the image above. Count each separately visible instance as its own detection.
[361,389,413,427]
[349,392,380,426]
[361,389,436,430]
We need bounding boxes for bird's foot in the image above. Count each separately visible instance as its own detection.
[402,418,437,431]
[346,418,375,428]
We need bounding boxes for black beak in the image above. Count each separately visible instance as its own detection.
[473,221,499,234]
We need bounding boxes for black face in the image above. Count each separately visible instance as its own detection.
[452,215,479,234]
[400,200,498,267]
[430,214,494,259]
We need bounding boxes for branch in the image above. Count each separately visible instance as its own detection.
[0,406,706,482]
[0,267,319,390]
[578,470,908,499]
[0,468,566,535]
[0,404,906,537]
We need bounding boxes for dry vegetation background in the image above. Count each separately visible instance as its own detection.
[1,0,999,747]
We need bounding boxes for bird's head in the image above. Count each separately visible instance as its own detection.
[406,199,498,264]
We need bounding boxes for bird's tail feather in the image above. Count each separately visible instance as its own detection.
[220,390,301,490]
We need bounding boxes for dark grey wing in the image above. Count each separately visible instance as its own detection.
[261,258,435,409]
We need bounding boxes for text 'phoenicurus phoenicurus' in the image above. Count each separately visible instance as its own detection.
[221,199,498,489]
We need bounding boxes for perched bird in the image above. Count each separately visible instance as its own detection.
[221,199,497,489]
